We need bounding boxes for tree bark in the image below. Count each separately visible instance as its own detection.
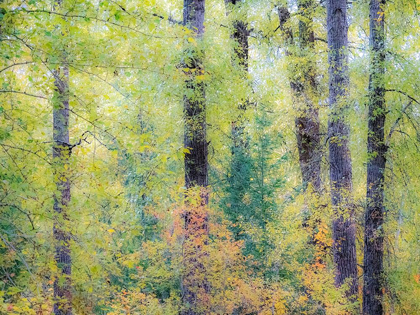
[278,1,321,194]
[363,0,386,314]
[182,1,209,314]
[294,0,322,194]
[224,0,251,243]
[225,0,249,72]
[52,1,72,314]
[183,0,207,191]
[326,0,358,299]
[52,42,72,315]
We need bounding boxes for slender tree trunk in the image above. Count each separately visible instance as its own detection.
[52,41,72,315]
[52,2,72,314]
[294,0,322,194]
[182,1,209,314]
[363,1,386,313]
[224,0,251,242]
[226,0,249,145]
[183,0,207,191]
[326,0,358,299]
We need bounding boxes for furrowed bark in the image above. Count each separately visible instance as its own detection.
[182,0,209,314]
[52,1,72,314]
[363,0,386,314]
[326,0,358,300]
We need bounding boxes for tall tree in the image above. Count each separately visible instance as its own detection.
[326,0,358,299]
[278,0,321,193]
[51,1,72,314]
[278,0,325,255]
[294,0,322,194]
[225,0,249,153]
[182,0,209,314]
[223,0,252,243]
[363,0,386,313]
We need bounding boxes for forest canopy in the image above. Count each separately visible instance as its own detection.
[0,0,419,314]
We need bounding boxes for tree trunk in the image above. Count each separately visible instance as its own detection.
[278,2,321,194]
[278,6,327,312]
[52,45,72,315]
[294,0,322,194]
[363,0,386,313]
[224,0,251,243]
[52,2,72,314]
[183,0,207,191]
[326,0,358,299]
[182,1,209,314]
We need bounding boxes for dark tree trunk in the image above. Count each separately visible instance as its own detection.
[278,1,321,194]
[226,0,249,145]
[52,57,72,315]
[326,0,358,299]
[294,0,322,194]
[182,1,209,314]
[363,1,386,314]
[225,0,249,72]
[223,0,251,244]
[183,0,207,191]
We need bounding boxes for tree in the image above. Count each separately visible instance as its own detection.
[52,0,72,313]
[223,0,252,243]
[326,0,358,300]
[363,0,387,313]
[182,0,209,314]
[278,0,321,194]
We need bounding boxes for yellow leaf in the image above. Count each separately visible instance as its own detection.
[108,228,115,234]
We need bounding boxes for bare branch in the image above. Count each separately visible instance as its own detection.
[0,90,47,99]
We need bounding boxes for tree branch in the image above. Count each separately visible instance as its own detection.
[0,90,47,99]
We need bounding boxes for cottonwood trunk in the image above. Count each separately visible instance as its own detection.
[326,0,358,299]
[182,1,209,314]
[363,0,386,314]
[52,53,72,315]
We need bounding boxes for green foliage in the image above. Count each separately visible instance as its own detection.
[0,0,418,314]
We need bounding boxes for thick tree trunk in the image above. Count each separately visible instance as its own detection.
[52,61,72,315]
[363,1,386,314]
[182,1,209,314]
[326,0,358,299]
